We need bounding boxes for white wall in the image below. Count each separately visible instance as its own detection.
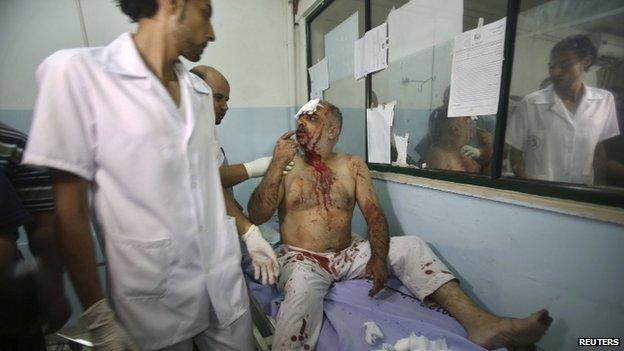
[0,0,84,110]
[0,0,292,112]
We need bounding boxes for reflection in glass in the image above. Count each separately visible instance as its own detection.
[506,34,620,185]
[371,0,507,174]
[503,0,624,188]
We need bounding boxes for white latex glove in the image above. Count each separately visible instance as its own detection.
[243,156,273,178]
[364,321,385,346]
[243,157,295,177]
[242,224,279,285]
[80,299,140,351]
[460,145,481,160]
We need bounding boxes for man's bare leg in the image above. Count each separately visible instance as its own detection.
[430,281,552,349]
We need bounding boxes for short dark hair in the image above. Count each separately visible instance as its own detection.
[320,100,343,133]
[551,34,597,70]
[116,0,159,22]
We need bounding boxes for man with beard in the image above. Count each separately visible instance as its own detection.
[23,0,259,349]
[248,100,552,351]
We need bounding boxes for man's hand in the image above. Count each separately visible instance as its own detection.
[242,225,279,285]
[460,145,481,160]
[80,299,140,351]
[365,256,388,297]
[273,131,299,166]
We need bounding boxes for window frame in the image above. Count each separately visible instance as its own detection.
[306,0,624,208]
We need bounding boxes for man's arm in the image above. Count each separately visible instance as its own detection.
[23,211,70,333]
[223,188,279,284]
[220,156,276,188]
[223,189,251,235]
[476,128,493,174]
[220,164,249,188]
[352,156,389,296]
[509,146,528,179]
[593,141,608,185]
[50,170,102,309]
[248,132,298,225]
[52,170,139,349]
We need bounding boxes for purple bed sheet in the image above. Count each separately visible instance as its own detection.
[242,253,501,351]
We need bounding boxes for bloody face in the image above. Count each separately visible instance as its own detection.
[296,104,330,150]
[174,0,215,62]
[548,50,587,93]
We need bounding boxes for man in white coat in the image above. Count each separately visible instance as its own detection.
[23,0,273,350]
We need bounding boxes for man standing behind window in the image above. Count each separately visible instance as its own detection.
[22,0,254,350]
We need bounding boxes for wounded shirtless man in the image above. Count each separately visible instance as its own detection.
[248,100,551,351]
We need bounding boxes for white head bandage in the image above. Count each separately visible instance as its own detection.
[294,99,321,119]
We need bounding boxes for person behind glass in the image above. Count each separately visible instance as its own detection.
[506,34,620,184]
[424,111,493,173]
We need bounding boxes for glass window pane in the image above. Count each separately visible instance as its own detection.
[504,0,624,189]
[309,0,366,159]
[371,0,507,175]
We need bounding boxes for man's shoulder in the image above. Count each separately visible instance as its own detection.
[38,47,104,81]
[335,153,364,163]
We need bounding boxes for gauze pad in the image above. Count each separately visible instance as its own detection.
[294,99,321,119]
[364,321,385,346]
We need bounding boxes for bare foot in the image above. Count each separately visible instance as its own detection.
[467,310,552,350]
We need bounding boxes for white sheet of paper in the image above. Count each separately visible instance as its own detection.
[324,12,359,83]
[393,133,409,166]
[366,101,396,164]
[447,17,507,117]
[388,0,463,62]
[308,57,329,95]
[354,23,388,80]
[310,90,323,100]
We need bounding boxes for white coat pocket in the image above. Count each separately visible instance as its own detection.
[105,234,172,299]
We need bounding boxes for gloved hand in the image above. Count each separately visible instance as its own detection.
[364,321,385,345]
[243,156,295,177]
[243,156,272,178]
[80,299,140,351]
[460,145,481,160]
[242,224,279,285]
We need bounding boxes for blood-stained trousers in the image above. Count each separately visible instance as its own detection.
[272,235,456,351]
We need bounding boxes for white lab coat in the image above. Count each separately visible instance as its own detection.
[506,85,619,184]
[23,33,248,350]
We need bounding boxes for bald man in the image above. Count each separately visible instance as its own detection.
[190,66,292,289]
[191,65,293,189]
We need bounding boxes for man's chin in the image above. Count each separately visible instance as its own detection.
[182,51,203,63]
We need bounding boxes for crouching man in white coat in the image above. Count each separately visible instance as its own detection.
[22,0,271,350]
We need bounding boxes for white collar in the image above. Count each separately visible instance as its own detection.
[532,84,606,105]
[95,32,210,96]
